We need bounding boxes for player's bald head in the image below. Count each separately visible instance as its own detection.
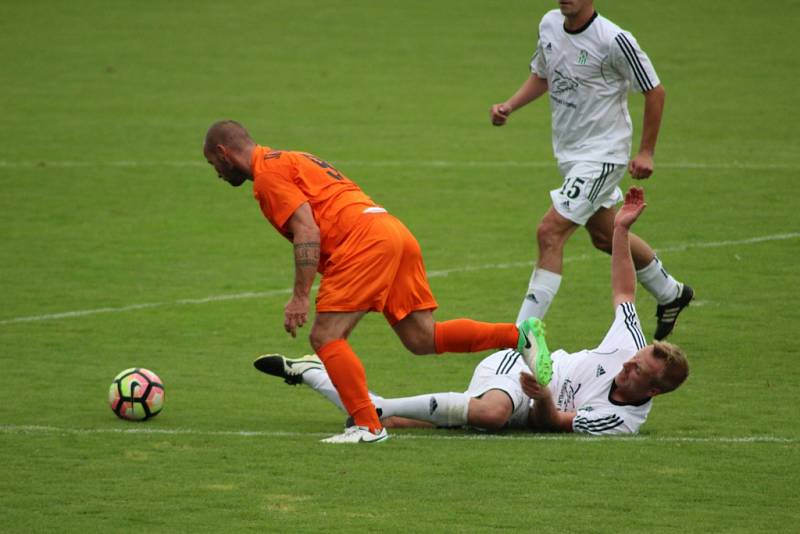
[204,120,254,154]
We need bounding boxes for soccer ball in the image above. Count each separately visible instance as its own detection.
[108,368,165,421]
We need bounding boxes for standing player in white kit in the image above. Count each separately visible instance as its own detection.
[490,0,693,340]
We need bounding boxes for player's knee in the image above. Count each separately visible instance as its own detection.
[469,403,511,430]
[589,230,612,253]
[401,335,434,356]
[536,221,565,253]
[394,313,436,355]
[309,329,331,353]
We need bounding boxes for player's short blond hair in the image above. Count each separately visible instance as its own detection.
[650,341,689,394]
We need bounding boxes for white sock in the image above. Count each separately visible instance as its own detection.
[380,392,469,427]
[301,368,384,416]
[300,368,347,412]
[636,257,682,305]
[516,268,562,325]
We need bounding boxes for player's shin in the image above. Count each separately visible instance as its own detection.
[381,392,469,427]
[316,339,382,432]
[299,368,347,412]
[636,257,681,304]
[516,268,562,324]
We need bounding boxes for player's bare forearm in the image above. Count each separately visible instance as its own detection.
[639,85,665,155]
[284,203,320,336]
[528,396,574,433]
[508,74,549,112]
[521,371,574,432]
[491,74,548,125]
[292,241,319,296]
[611,188,646,306]
[283,238,318,337]
[630,85,665,179]
[611,225,636,305]
[285,203,321,298]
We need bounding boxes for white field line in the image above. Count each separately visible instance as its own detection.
[0,159,799,171]
[1,232,798,326]
[0,424,795,444]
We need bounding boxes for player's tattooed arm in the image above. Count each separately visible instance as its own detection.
[294,241,320,268]
[286,202,321,278]
[283,203,320,337]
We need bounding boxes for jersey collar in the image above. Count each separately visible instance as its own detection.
[563,11,598,35]
[608,380,652,407]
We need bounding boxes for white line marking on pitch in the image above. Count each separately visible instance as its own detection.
[1,232,797,326]
[0,424,795,444]
[1,159,799,171]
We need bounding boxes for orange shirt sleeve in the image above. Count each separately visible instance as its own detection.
[253,168,308,234]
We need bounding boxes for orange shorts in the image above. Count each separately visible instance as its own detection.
[316,212,438,325]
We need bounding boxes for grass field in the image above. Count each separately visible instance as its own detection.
[1,0,798,532]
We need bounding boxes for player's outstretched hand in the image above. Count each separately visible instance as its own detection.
[490,103,512,126]
[614,187,647,229]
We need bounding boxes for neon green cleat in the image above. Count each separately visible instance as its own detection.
[517,317,553,385]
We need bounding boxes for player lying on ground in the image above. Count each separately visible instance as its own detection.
[255,188,689,435]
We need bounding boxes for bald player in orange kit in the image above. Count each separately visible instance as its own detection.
[203,120,542,443]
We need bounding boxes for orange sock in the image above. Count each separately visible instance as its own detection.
[433,319,518,354]
[316,339,382,433]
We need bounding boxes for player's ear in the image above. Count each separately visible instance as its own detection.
[647,386,663,398]
[216,144,231,162]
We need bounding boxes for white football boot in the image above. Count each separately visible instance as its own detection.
[321,426,389,444]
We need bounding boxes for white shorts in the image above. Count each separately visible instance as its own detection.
[465,350,531,429]
[550,161,626,225]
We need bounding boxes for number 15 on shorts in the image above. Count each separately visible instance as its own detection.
[559,177,586,199]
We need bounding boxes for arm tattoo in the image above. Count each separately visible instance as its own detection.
[294,241,320,267]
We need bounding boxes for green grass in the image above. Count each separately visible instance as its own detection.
[1,0,798,532]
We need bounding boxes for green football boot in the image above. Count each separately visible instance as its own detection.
[517,317,553,385]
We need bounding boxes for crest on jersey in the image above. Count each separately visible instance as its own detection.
[577,49,589,65]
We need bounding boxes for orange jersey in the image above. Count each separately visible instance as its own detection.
[250,145,379,265]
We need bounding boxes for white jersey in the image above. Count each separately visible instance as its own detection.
[530,10,660,164]
[548,302,651,435]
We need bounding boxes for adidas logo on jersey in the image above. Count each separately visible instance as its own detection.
[596,365,606,377]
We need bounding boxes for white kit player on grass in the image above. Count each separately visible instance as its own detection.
[255,188,690,436]
[490,0,693,340]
